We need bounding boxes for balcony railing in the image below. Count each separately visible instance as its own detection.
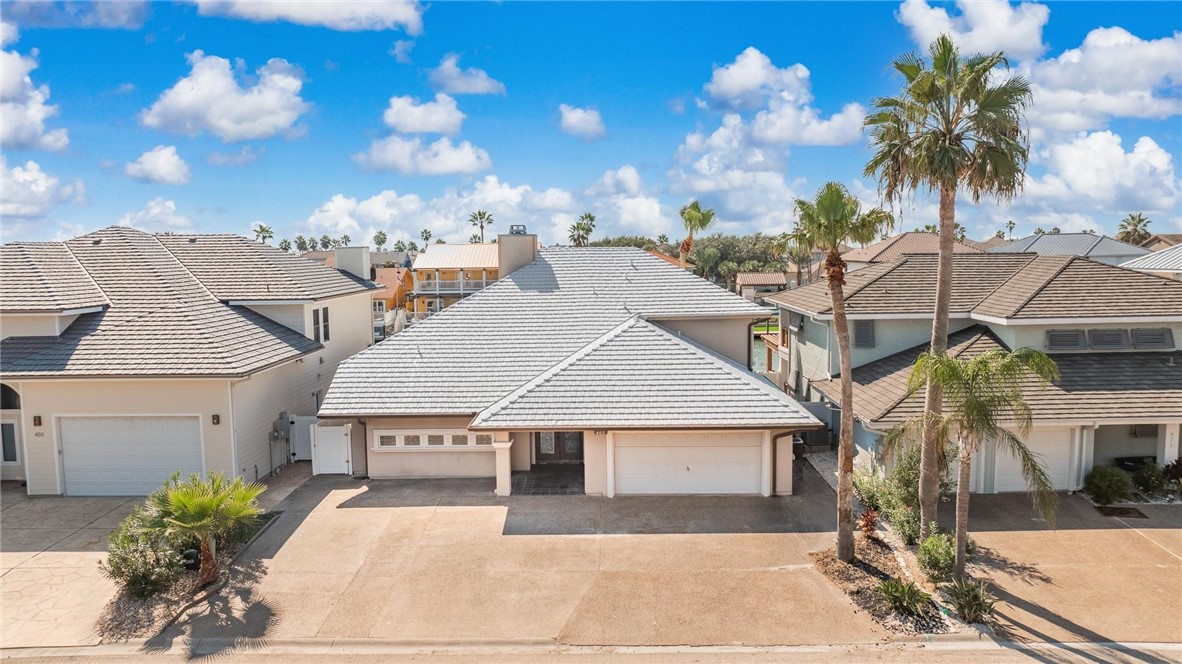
[414,277,489,295]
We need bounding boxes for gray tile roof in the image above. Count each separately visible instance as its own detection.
[320,247,773,417]
[768,253,1182,320]
[1121,244,1182,273]
[1,227,322,377]
[812,326,1182,426]
[0,243,110,313]
[158,234,373,301]
[842,231,982,263]
[989,233,1149,259]
[471,317,820,430]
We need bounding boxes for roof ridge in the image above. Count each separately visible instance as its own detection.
[857,325,991,421]
[1085,234,1104,256]
[151,234,224,303]
[1000,255,1076,318]
[868,234,904,261]
[839,254,913,303]
[967,253,1040,314]
[59,241,112,308]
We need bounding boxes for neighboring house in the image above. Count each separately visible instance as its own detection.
[1140,234,1182,252]
[410,242,501,318]
[371,266,414,339]
[0,227,375,496]
[842,231,981,272]
[989,233,1149,265]
[966,235,1009,251]
[736,272,788,302]
[1121,244,1182,282]
[319,229,822,497]
[303,249,414,268]
[766,253,1182,495]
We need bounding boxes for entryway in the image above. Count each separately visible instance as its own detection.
[519,431,585,495]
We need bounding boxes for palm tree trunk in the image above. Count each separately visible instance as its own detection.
[955,435,972,580]
[827,251,855,563]
[919,183,957,539]
[196,537,219,587]
[679,234,692,270]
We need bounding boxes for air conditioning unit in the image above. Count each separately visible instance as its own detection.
[509,224,527,235]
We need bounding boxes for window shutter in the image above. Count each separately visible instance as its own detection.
[1088,329,1130,350]
[1132,328,1175,349]
[854,320,875,348]
[312,308,321,342]
[1046,329,1085,350]
[322,306,330,341]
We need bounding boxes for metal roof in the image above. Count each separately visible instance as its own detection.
[989,233,1149,259]
[411,243,501,270]
[1121,244,1182,273]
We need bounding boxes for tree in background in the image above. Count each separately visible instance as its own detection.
[1006,220,1016,239]
[865,34,1032,540]
[569,212,596,247]
[294,235,310,253]
[435,238,445,244]
[393,239,408,252]
[678,200,715,269]
[690,245,721,281]
[993,230,1005,239]
[373,231,388,251]
[921,222,967,242]
[784,244,814,287]
[1033,227,1045,235]
[341,234,351,246]
[408,241,419,252]
[252,223,273,244]
[657,234,669,246]
[469,233,482,244]
[1116,213,1151,245]
[718,260,739,291]
[420,229,432,244]
[789,182,893,563]
[319,235,332,250]
[469,210,494,243]
[277,238,292,253]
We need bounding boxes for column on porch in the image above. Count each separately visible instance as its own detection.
[492,432,513,496]
[1159,423,1181,465]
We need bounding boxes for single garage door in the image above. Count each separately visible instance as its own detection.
[994,427,1072,492]
[60,416,203,495]
[614,431,763,495]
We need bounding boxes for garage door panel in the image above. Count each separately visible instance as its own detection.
[614,431,763,495]
[60,416,203,496]
[994,427,1071,492]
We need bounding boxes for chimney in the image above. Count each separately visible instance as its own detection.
[334,245,371,281]
[497,225,537,278]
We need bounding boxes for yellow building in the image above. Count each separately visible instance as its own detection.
[410,244,500,318]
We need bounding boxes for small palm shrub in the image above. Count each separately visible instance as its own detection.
[877,577,930,617]
[1084,465,1133,505]
[947,578,997,624]
[1134,463,1167,499]
[99,507,184,597]
[858,509,880,539]
[917,532,956,582]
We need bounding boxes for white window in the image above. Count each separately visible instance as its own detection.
[373,300,387,313]
[373,430,492,449]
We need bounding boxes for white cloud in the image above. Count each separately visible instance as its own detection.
[125,145,191,185]
[752,100,864,146]
[117,197,194,232]
[592,165,644,197]
[1025,27,1182,133]
[558,104,606,140]
[306,190,425,236]
[429,54,506,95]
[704,47,812,110]
[353,135,492,175]
[382,93,465,134]
[190,0,422,34]
[896,0,1050,61]
[390,39,414,64]
[140,50,310,142]
[587,165,673,236]
[1,21,17,47]
[206,145,265,166]
[2,1,149,29]
[0,156,85,219]
[1,36,69,151]
[525,187,573,211]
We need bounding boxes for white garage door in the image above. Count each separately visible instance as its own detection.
[60,416,203,495]
[994,427,1072,492]
[614,431,763,495]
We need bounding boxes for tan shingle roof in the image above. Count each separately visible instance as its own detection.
[842,232,982,263]
[812,326,1182,425]
[736,272,788,287]
[411,243,500,270]
[0,243,110,313]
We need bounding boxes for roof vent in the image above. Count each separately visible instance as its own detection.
[509,224,527,235]
[1046,329,1086,351]
[92,238,102,246]
[1088,329,1130,350]
[188,237,197,243]
[1132,328,1175,350]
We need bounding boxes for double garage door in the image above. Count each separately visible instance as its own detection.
[614,431,764,495]
[994,427,1072,492]
[60,416,203,496]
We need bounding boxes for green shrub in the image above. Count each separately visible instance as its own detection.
[853,464,886,511]
[1163,459,1182,483]
[887,504,921,545]
[917,532,956,582]
[1134,463,1167,498]
[99,508,184,597]
[947,578,997,624]
[877,577,930,617]
[1084,465,1133,505]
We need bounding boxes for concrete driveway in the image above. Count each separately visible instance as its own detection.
[956,493,1182,645]
[0,483,137,648]
[159,465,888,649]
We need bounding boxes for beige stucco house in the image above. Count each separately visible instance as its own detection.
[320,228,822,497]
[0,227,374,495]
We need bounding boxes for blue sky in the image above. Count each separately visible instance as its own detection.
[2,1,1180,247]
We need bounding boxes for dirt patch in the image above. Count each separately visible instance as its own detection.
[810,536,954,635]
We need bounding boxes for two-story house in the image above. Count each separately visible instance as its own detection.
[765,253,1182,495]
[0,227,374,495]
[319,227,821,497]
[410,243,501,319]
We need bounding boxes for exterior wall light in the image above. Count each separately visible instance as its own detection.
[212,414,221,425]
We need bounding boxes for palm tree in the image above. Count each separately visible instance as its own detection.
[578,212,596,238]
[468,233,482,244]
[690,246,721,282]
[319,235,332,251]
[150,473,265,587]
[568,221,590,247]
[469,210,493,243]
[277,238,292,253]
[657,234,669,246]
[341,234,351,246]
[678,200,715,269]
[785,245,813,287]
[420,228,432,244]
[408,241,419,252]
[864,35,1032,539]
[294,235,309,253]
[889,348,1059,578]
[718,260,739,291]
[1006,220,1016,239]
[393,239,408,252]
[253,223,273,244]
[373,230,388,251]
[1116,213,1151,245]
[789,182,893,563]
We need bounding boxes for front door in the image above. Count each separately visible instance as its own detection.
[534,431,584,463]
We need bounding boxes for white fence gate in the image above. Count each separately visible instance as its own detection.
[289,415,318,461]
[311,423,352,475]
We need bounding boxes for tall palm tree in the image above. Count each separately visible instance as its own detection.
[678,200,715,269]
[277,238,292,253]
[294,235,309,253]
[657,234,669,246]
[393,239,408,252]
[1005,220,1016,240]
[785,245,813,287]
[469,210,493,243]
[568,220,591,247]
[420,228,432,244]
[253,223,273,244]
[1116,213,1151,245]
[373,230,388,251]
[150,473,265,587]
[864,35,1032,539]
[341,234,352,246]
[889,348,1059,578]
[319,235,332,251]
[690,245,721,282]
[789,182,893,562]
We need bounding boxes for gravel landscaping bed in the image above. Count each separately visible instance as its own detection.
[811,536,955,636]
